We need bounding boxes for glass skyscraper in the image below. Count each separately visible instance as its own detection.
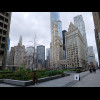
[74,15,88,62]
[8,37,10,50]
[50,12,62,40]
[37,45,45,67]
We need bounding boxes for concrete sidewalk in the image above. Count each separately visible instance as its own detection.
[73,70,100,87]
[28,71,89,87]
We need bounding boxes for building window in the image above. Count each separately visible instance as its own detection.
[0,50,4,56]
[4,24,7,29]
[1,44,5,49]
[3,30,6,35]
[5,13,9,17]
[0,29,2,34]
[0,36,1,41]
[5,18,8,23]
[2,37,6,42]
[0,15,4,21]
[0,22,3,27]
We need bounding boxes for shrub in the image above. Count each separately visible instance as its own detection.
[0,69,63,81]
[0,74,3,79]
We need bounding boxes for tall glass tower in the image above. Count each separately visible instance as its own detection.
[50,12,62,40]
[8,37,10,51]
[74,15,88,63]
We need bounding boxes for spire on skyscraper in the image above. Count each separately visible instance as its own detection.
[18,36,22,46]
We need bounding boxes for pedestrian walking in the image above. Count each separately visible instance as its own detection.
[33,72,39,85]
[79,75,80,81]
[89,68,92,73]
[94,67,96,73]
[93,67,96,73]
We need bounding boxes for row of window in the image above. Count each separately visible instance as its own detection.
[0,22,8,29]
[0,29,7,35]
[67,63,79,66]
[0,15,8,23]
[0,44,5,49]
[0,12,9,17]
[0,36,6,42]
[0,50,4,56]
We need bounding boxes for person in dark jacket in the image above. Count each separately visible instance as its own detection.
[89,68,92,73]
[33,72,39,85]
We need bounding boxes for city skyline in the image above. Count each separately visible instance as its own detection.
[9,12,98,62]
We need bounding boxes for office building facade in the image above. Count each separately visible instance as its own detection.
[8,37,10,50]
[88,46,96,66]
[92,12,100,66]
[74,15,88,63]
[37,45,45,67]
[26,46,35,70]
[50,21,63,68]
[46,48,50,61]
[62,30,67,59]
[0,12,11,69]
[9,36,28,69]
[65,22,87,69]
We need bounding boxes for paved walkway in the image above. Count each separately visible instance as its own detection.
[28,71,89,87]
[73,70,100,87]
[1,70,100,87]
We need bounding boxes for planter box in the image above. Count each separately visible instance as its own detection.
[0,79,4,83]
[1,74,70,87]
[38,75,63,83]
[3,79,33,86]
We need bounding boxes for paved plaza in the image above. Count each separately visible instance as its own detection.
[0,70,100,87]
[73,70,100,87]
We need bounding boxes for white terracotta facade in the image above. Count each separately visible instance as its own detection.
[50,21,63,68]
[65,22,87,69]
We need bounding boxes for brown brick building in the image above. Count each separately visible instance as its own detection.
[92,12,100,66]
[0,12,12,70]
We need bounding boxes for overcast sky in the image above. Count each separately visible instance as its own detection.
[9,12,98,62]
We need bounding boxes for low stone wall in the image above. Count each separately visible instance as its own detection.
[0,79,4,83]
[38,75,63,83]
[0,74,70,86]
[3,79,32,86]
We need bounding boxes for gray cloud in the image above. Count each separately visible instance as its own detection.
[9,12,99,62]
